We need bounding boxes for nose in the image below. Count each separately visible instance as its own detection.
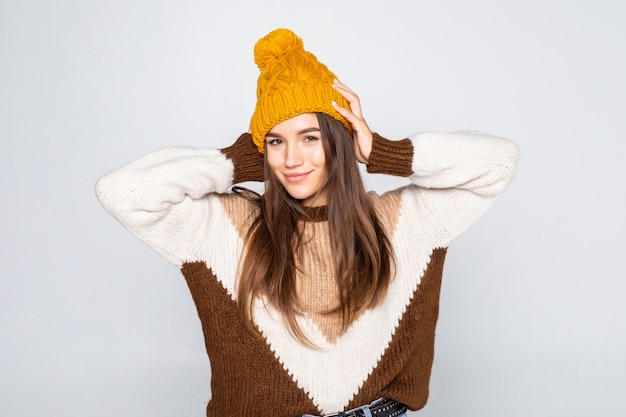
[285,142,303,168]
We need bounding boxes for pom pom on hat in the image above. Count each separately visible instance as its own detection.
[254,28,304,70]
[250,28,352,153]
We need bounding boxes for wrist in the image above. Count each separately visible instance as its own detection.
[366,133,414,177]
[221,133,265,183]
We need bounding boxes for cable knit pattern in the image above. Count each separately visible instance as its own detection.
[96,131,520,416]
[250,28,352,151]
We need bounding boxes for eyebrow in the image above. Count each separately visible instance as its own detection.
[265,127,321,139]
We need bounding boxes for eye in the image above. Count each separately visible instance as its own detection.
[266,138,283,146]
[304,135,319,142]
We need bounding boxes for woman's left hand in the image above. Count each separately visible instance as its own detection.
[331,80,372,164]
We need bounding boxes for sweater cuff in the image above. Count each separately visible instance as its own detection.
[221,133,265,184]
[366,133,414,177]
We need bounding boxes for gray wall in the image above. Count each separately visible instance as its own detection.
[1,1,624,416]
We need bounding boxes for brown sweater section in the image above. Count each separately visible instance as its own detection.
[220,132,265,184]
[367,133,414,177]
[348,248,447,411]
[182,262,319,417]
[181,248,447,416]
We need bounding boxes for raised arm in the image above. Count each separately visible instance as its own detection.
[95,133,264,266]
[368,131,520,245]
[331,79,519,245]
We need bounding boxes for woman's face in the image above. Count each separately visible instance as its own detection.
[265,113,328,207]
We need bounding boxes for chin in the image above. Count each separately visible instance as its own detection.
[288,192,314,201]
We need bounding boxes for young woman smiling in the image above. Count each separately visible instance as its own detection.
[264,113,329,207]
[97,28,520,417]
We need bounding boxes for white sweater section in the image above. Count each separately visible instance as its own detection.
[95,131,520,268]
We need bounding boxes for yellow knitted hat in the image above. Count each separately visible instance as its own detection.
[250,28,352,153]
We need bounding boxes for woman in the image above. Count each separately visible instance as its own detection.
[96,28,520,417]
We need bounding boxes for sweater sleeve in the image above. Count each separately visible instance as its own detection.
[95,133,264,267]
[367,130,520,246]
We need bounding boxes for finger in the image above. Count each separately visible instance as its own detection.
[333,79,356,95]
[332,80,362,117]
[331,100,359,125]
[332,100,367,130]
[332,100,370,141]
[332,81,359,105]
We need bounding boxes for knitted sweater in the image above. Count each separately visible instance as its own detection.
[96,131,519,417]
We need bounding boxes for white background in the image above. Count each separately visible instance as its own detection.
[1,1,624,416]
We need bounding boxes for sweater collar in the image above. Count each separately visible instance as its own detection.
[299,205,328,222]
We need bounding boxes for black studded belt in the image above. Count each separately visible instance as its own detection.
[301,398,408,417]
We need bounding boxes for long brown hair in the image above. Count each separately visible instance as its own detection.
[236,113,394,344]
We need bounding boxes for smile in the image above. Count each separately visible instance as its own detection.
[283,171,312,183]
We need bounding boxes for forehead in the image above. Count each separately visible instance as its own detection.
[267,113,319,136]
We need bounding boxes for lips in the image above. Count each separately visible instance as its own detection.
[283,171,311,183]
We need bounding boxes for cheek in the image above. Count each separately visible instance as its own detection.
[311,146,326,167]
[307,141,326,166]
[265,150,281,172]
